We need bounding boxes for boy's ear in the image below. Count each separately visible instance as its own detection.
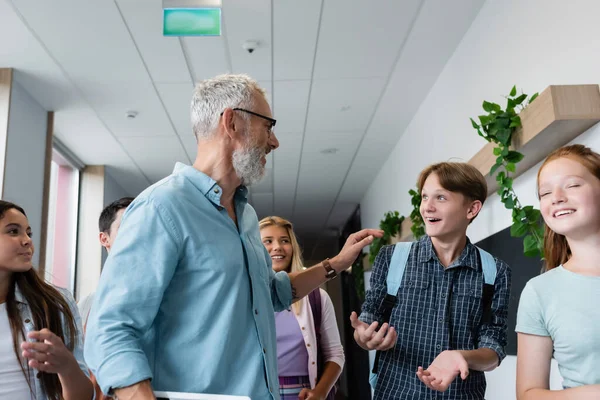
[99,232,110,249]
[466,200,483,221]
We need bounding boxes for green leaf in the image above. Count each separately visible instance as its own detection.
[504,197,515,209]
[505,177,514,187]
[514,94,527,105]
[493,147,501,156]
[483,101,501,113]
[497,129,512,146]
[510,221,529,237]
[496,171,506,182]
[478,115,492,126]
[476,128,487,140]
[505,151,524,163]
[509,115,521,128]
[506,162,516,172]
[470,118,480,129]
[526,209,542,223]
[523,234,541,258]
[495,117,511,129]
[506,98,515,111]
[509,85,517,97]
[501,147,509,156]
[524,247,541,258]
[529,92,539,103]
[490,163,501,176]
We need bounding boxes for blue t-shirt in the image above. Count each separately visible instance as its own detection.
[516,266,600,388]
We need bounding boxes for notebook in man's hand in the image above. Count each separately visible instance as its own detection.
[154,391,251,400]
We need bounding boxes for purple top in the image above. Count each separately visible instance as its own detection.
[275,309,309,377]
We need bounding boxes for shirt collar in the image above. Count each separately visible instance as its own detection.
[172,163,248,206]
[14,282,28,305]
[418,235,478,271]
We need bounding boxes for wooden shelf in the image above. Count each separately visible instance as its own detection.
[397,84,600,242]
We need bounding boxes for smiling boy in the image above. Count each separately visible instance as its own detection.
[351,162,512,399]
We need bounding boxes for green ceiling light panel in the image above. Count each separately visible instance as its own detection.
[163,8,222,36]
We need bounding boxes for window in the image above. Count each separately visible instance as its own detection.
[44,147,80,292]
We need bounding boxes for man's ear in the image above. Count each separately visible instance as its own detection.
[466,200,483,221]
[220,108,243,141]
[99,232,110,250]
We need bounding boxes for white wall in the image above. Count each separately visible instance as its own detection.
[101,168,133,266]
[103,168,132,207]
[361,0,600,231]
[360,0,600,398]
[3,81,47,267]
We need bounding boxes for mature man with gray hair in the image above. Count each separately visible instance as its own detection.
[84,74,382,400]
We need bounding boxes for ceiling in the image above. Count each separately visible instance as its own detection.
[0,0,485,256]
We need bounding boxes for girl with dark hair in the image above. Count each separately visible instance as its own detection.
[0,200,93,399]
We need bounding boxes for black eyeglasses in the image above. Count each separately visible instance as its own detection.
[221,108,277,133]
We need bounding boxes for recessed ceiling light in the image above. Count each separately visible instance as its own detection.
[320,148,339,154]
[126,111,138,119]
[340,105,351,112]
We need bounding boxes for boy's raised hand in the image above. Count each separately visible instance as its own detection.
[350,312,397,351]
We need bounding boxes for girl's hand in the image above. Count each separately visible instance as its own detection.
[298,388,326,400]
[21,328,78,375]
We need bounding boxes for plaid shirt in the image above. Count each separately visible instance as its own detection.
[360,236,511,400]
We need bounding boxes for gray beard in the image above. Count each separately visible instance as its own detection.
[232,144,265,186]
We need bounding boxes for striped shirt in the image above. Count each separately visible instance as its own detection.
[360,236,511,399]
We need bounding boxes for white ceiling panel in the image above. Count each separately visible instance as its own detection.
[273,131,303,219]
[10,0,149,85]
[272,80,310,134]
[105,165,149,197]
[10,0,178,138]
[183,36,231,81]
[252,192,274,220]
[326,201,359,229]
[313,0,422,79]
[53,123,124,166]
[293,200,333,232]
[79,81,177,137]
[223,0,272,81]
[337,0,486,203]
[116,0,191,84]
[295,130,362,201]
[273,0,322,80]
[259,80,273,105]
[0,1,82,111]
[157,83,194,137]
[175,129,198,163]
[119,136,190,182]
[306,78,386,132]
[251,168,273,194]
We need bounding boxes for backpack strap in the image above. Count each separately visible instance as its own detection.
[308,289,322,332]
[309,289,338,399]
[371,242,413,377]
[476,247,496,324]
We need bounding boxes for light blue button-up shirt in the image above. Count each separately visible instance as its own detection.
[84,163,292,399]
